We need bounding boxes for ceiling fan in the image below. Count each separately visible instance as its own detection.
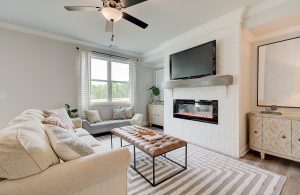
[64,0,148,34]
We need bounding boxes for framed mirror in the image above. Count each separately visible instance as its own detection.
[257,37,300,108]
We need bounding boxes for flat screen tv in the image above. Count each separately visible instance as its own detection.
[170,40,216,80]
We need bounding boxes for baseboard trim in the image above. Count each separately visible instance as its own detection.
[240,146,250,157]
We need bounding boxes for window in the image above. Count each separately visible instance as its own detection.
[90,57,130,103]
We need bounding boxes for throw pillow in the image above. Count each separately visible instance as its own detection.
[44,108,75,129]
[85,110,101,123]
[45,125,95,161]
[42,114,74,131]
[124,107,134,119]
[112,108,126,120]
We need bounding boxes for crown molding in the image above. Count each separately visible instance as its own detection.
[244,0,289,18]
[253,24,300,42]
[0,21,141,58]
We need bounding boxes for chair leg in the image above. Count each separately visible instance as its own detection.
[153,157,155,186]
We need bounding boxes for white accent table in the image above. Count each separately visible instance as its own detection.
[148,104,164,127]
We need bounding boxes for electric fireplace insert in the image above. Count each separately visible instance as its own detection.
[173,99,218,124]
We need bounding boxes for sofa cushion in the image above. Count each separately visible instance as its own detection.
[123,107,134,119]
[7,114,40,127]
[85,110,101,123]
[45,125,94,162]
[22,109,46,121]
[112,108,126,120]
[82,119,131,135]
[74,128,90,137]
[0,119,60,179]
[80,135,101,147]
[45,108,75,129]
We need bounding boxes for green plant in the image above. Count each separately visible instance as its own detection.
[65,104,79,118]
[148,85,160,96]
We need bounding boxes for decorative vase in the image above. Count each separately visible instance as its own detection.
[152,95,158,104]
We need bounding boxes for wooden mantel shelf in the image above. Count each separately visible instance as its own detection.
[162,75,233,89]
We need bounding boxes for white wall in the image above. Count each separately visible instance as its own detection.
[0,28,77,129]
[155,68,164,101]
[137,65,155,124]
[0,27,155,128]
[162,9,245,158]
[239,31,252,156]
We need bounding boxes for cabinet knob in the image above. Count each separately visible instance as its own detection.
[298,138,300,142]
[282,135,286,139]
[254,131,258,134]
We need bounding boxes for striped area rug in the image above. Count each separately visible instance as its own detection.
[96,135,286,195]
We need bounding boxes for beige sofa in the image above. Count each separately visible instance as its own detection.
[0,109,131,195]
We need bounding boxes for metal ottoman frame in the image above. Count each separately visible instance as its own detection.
[111,133,187,187]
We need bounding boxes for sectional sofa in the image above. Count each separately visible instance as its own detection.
[0,109,131,195]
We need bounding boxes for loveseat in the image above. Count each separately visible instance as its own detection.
[83,113,143,135]
[0,109,131,195]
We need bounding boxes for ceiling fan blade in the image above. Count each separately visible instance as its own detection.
[64,6,101,11]
[105,20,113,32]
[121,0,147,8]
[122,12,148,29]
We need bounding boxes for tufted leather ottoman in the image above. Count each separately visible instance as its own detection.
[111,126,187,157]
[111,125,187,186]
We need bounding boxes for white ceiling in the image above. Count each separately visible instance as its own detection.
[0,0,266,55]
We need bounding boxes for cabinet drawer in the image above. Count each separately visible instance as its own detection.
[263,118,291,156]
[249,116,263,149]
[292,120,300,159]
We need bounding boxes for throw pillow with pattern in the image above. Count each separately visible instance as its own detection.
[45,125,95,161]
[123,107,134,119]
[42,114,74,131]
[112,108,126,120]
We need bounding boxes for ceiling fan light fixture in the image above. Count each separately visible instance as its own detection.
[101,7,122,22]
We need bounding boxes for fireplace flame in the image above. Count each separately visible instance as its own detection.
[175,112,213,119]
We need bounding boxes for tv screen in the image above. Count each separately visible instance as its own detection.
[170,40,216,80]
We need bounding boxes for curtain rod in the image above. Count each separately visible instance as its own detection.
[76,47,137,61]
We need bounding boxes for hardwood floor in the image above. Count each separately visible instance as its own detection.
[241,150,300,195]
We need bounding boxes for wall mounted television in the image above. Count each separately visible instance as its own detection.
[170,40,216,80]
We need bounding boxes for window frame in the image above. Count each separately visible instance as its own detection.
[90,56,130,105]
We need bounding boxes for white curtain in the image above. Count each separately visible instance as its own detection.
[77,50,91,118]
[129,60,138,113]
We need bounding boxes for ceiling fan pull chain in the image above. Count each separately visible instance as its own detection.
[111,20,114,42]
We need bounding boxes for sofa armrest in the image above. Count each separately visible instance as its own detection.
[71,118,82,129]
[0,148,131,195]
[82,119,92,129]
[130,113,143,126]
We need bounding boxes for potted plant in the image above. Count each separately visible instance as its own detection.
[148,85,160,104]
[65,104,79,118]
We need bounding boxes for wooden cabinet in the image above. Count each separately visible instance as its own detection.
[248,112,300,162]
[148,104,164,127]
[263,118,291,156]
[249,116,263,150]
[292,120,300,159]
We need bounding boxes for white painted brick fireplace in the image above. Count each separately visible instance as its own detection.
[162,8,250,158]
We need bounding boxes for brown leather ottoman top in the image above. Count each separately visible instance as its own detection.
[111,126,187,157]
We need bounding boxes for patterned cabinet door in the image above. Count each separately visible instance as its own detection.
[249,116,263,149]
[263,118,292,156]
[292,120,300,159]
